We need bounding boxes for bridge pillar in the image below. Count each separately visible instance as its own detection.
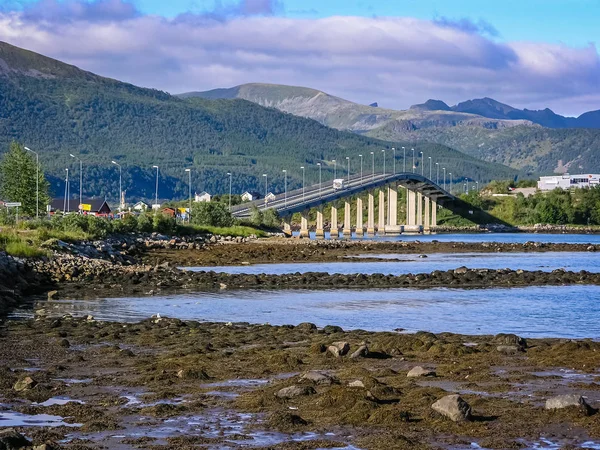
[431,199,437,228]
[367,191,375,235]
[330,205,338,239]
[417,192,423,226]
[407,190,416,226]
[355,197,364,236]
[385,184,401,235]
[283,216,292,237]
[378,189,386,234]
[315,207,324,238]
[300,210,309,238]
[424,196,431,233]
[342,200,352,237]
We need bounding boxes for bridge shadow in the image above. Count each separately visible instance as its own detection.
[442,197,513,228]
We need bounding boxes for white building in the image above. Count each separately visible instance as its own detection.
[265,192,276,202]
[538,174,600,191]
[241,191,261,202]
[132,201,149,211]
[194,191,211,203]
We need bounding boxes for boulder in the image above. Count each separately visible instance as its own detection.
[275,385,316,399]
[431,394,472,422]
[545,394,594,415]
[13,376,37,392]
[299,371,336,386]
[323,325,344,334]
[496,345,523,355]
[494,333,527,350]
[407,366,436,378]
[296,322,317,332]
[47,290,58,300]
[348,380,365,388]
[327,341,350,357]
[0,428,31,449]
[350,345,369,359]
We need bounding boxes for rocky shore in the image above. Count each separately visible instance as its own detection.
[0,252,51,314]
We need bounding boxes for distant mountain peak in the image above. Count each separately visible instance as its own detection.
[410,99,451,111]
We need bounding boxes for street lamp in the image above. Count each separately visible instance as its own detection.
[449,172,452,194]
[443,168,446,190]
[226,172,232,211]
[346,157,350,183]
[111,160,122,211]
[419,152,424,176]
[301,166,305,201]
[402,147,406,172]
[64,168,69,213]
[24,147,39,219]
[359,154,363,185]
[317,163,322,198]
[185,169,192,223]
[370,152,374,181]
[428,156,432,180]
[332,159,336,179]
[70,153,83,214]
[153,165,159,209]
[436,163,439,184]
[412,148,415,173]
[392,147,396,174]
[262,173,268,207]
[382,149,386,175]
[283,169,287,207]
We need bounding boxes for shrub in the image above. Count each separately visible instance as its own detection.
[191,202,235,227]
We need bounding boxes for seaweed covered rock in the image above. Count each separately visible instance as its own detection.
[0,428,31,449]
[545,394,594,415]
[431,394,472,422]
[275,385,316,399]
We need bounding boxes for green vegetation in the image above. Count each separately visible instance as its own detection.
[0,231,48,258]
[0,142,50,216]
[0,41,519,205]
[191,202,235,227]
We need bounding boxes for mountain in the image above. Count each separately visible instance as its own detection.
[183,83,600,174]
[0,41,518,203]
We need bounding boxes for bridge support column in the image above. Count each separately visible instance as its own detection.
[355,197,364,237]
[315,207,324,238]
[408,190,416,226]
[342,200,352,237]
[417,192,423,227]
[385,184,401,235]
[330,205,338,239]
[367,191,375,235]
[378,189,385,234]
[283,216,292,237]
[300,210,309,238]
[431,199,437,228]
[424,196,431,233]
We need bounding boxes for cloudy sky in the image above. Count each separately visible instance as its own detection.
[1,0,599,116]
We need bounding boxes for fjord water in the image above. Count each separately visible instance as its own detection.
[184,251,600,276]
[22,285,600,339]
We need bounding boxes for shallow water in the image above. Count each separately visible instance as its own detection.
[18,285,600,338]
[184,251,600,275]
[0,410,81,427]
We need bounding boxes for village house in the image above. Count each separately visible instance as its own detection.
[194,191,212,202]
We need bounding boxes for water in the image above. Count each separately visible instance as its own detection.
[19,285,600,339]
[295,231,600,244]
[184,251,600,276]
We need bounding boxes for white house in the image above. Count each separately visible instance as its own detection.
[133,201,150,211]
[538,174,600,191]
[194,191,212,203]
[241,191,262,202]
[265,192,276,202]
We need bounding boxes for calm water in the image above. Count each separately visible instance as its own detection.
[17,285,600,339]
[184,251,600,275]
[295,231,600,244]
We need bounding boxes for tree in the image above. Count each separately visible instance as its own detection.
[249,205,263,226]
[0,142,49,216]
[191,202,235,227]
[262,208,280,228]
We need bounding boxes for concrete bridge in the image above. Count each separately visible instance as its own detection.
[231,172,455,236]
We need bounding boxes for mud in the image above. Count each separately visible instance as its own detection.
[1,316,600,449]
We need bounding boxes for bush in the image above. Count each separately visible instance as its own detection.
[152,213,176,234]
[137,213,153,233]
[191,202,235,227]
[249,205,263,227]
[262,208,280,228]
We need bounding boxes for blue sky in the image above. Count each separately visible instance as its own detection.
[2,0,599,115]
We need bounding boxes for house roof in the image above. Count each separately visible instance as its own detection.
[196,191,210,196]
[242,191,262,198]
[134,200,149,206]
[50,197,111,213]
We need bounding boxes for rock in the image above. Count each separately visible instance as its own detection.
[119,348,135,357]
[327,341,350,357]
[350,344,369,359]
[494,333,527,349]
[296,322,317,332]
[431,394,472,422]
[587,245,596,252]
[323,325,344,334]
[419,254,428,258]
[13,376,37,392]
[348,380,365,388]
[545,394,594,415]
[299,371,335,385]
[47,290,58,300]
[407,366,436,378]
[34,444,58,450]
[58,338,70,348]
[177,368,210,380]
[275,385,316,399]
[496,345,522,355]
[454,266,468,274]
[0,428,31,449]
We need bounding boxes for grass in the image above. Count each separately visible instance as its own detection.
[0,230,48,258]
[183,224,267,238]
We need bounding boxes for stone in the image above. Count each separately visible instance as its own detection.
[545,394,594,415]
[275,385,316,399]
[494,333,527,349]
[348,380,365,388]
[296,322,317,332]
[58,338,70,348]
[34,444,58,450]
[496,345,522,355]
[431,394,472,422]
[454,266,468,274]
[327,341,350,357]
[323,325,344,334]
[0,428,31,449]
[407,366,436,378]
[350,345,369,359]
[299,371,335,386]
[13,376,37,392]
[47,290,58,300]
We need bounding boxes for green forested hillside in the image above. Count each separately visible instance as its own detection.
[0,41,519,203]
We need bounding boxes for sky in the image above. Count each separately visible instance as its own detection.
[0,0,599,116]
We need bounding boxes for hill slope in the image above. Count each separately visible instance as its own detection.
[0,41,518,202]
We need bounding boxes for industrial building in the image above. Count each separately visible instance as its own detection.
[538,174,600,191]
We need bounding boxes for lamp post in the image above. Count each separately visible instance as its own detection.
[412,148,415,173]
[402,147,406,172]
[346,156,350,183]
[283,169,287,208]
[24,147,39,219]
[185,169,191,223]
[370,152,374,181]
[70,154,83,214]
[111,160,122,211]
[317,163,322,198]
[428,156,432,180]
[392,147,396,174]
[436,163,439,184]
[382,149,386,175]
[419,152,424,176]
[226,172,232,211]
[443,168,446,190]
[301,166,305,201]
[359,154,363,185]
[333,159,336,179]
[64,168,69,213]
[262,173,267,207]
[153,165,159,210]
[449,172,452,194]
[476,181,479,191]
